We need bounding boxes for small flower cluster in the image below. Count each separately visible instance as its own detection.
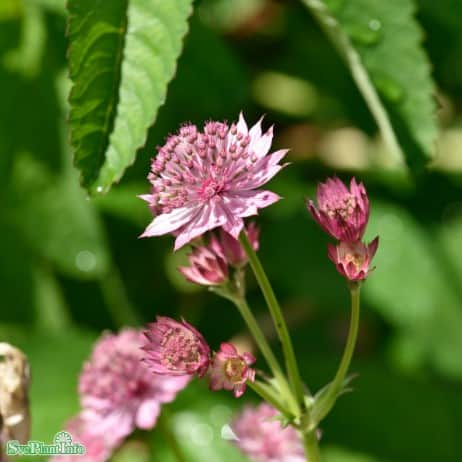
[53,329,189,461]
[232,403,306,462]
[179,223,259,286]
[308,177,378,281]
[142,317,256,398]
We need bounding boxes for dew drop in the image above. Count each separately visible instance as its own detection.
[348,22,382,46]
[372,74,405,103]
[368,18,382,31]
[96,185,104,194]
[75,250,97,272]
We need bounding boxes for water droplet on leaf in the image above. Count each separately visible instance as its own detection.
[347,22,382,46]
[373,74,405,103]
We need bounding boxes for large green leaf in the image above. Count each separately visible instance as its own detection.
[303,0,437,171]
[67,0,193,194]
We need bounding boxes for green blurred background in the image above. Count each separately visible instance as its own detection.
[1,0,462,460]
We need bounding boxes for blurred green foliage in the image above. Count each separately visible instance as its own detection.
[1,0,462,461]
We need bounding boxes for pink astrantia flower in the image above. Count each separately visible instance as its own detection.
[52,415,117,462]
[142,317,211,377]
[209,343,255,398]
[218,222,260,267]
[178,222,260,286]
[232,403,305,462]
[328,238,379,281]
[140,114,287,250]
[79,329,189,442]
[307,177,369,242]
[178,238,229,286]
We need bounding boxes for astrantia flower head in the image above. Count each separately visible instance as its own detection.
[178,222,260,286]
[140,113,287,250]
[328,237,379,281]
[178,239,229,286]
[142,317,211,377]
[79,329,189,442]
[308,177,369,242]
[209,343,255,398]
[232,403,305,462]
[52,415,117,462]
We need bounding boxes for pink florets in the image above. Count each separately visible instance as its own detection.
[328,238,379,281]
[142,317,211,377]
[178,223,260,286]
[140,113,287,250]
[78,329,189,442]
[232,403,305,462]
[178,238,229,286]
[51,415,117,462]
[307,177,369,242]
[209,343,255,398]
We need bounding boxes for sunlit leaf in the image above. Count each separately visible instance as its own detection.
[67,0,193,193]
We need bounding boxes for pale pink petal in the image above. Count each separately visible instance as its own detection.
[141,205,202,238]
[173,201,227,250]
[135,400,160,430]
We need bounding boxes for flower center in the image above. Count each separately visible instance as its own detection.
[225,358,245,383]
[162,328,200,370]
[326,195,357,220]
[198,178,224,201]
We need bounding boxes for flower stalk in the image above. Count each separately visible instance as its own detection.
[311,283,361,426]
[239,232,305,413]
[302,430,321,462]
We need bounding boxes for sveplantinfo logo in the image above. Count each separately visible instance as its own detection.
[6,431,86,457]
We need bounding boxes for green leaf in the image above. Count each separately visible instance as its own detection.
[364,200,462,380]
[303,0,437,170]
[9,152,110,279]
[67,0,193,194]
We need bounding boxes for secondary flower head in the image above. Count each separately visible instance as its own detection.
[209,343,255,398]
[142,317,211,377]
[178,222,260,286]
[178,239,229,286]
[79,329,189,442]
[307,177,369,242]
[232,403,305,462]
[140,113,287,250]
[52,415,117,462]
[328,238,379,281]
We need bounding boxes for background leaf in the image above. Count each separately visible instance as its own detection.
[67,0,193,194]
[305,0,437,171]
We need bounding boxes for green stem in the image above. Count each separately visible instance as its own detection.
[301,0,404,165]
[247,380,290,417]
[232,295,299,416]
[158,410,187,462]
[239,233,305,412]
[303,430,321,462]
[313,284,361,424]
